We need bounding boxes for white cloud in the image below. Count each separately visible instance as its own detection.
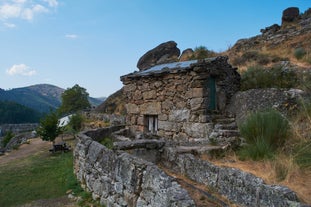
[43,0,58,8]
[0,0,58,22]
[4,22,16,28]
[0,4,21,19]
[6,64,37,76]
[21,4,48,20]
[65,34,78,39]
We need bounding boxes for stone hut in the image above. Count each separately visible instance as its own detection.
[120,56,240,140]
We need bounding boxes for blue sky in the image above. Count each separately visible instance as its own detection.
[0,1,310,97]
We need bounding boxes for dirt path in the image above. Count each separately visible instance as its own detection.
[0,138,51,165]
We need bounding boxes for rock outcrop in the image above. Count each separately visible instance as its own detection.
[179,48,194,61]
[230,7,311,54]
[227,88,306,124]
[136,41,180,71]
[282,7,300,24]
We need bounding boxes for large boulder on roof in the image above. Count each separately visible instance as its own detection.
[137,41,180,71]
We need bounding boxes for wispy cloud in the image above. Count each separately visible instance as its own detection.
[65,34,78,39]
[4,22,16,28]
[0,0,58,26]
[6,64,37,76]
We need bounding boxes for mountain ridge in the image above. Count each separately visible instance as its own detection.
[0,84,104,115]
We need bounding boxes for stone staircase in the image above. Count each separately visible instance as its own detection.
[176,115,240,156]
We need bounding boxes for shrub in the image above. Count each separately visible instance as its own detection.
[240,65,298,90]
[238,109,289,160]
[2,131,14,148]
[294,47,306,60]
[100,137,113,149]
[293,141,311,169]
[189,46,217,60]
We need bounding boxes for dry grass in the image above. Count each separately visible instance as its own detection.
[207,152,311,205]
[207,101,311,205]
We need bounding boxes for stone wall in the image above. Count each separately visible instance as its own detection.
[74,130,195,207]
[161,147,304,207]
[0,123,38,137]
[121,57,240,140]
[226,88,306,124]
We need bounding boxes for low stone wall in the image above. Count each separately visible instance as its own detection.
[74,131,195,207]
[0,123,38,136]
[161,147,304,207]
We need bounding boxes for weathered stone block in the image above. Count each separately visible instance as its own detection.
[126,103,139,114]
[169,109,190,122]
[192,87,204,98]
[143,90,156,100]
[183,122,212,138]
[190,97,204,110]
[141,102,161,114]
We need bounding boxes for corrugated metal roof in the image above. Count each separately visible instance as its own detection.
[138,59,198,75]
[121,57,219,79]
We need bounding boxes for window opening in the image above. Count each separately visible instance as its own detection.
[145,115,158,134]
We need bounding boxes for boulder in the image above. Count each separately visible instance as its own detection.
[179,48,194,61]
[282,7,300,23]
[137,41,180,71]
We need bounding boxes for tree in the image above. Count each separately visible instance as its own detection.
[58,84,91,115]
[68,113,84,133]
[36,112,61,144]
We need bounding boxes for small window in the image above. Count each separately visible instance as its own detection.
[144,115,158,134]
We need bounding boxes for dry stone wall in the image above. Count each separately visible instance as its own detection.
[74,131,195,207]
[161,147,305,207]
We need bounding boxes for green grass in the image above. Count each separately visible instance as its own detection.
[238,109,289,160]
[0,151,83,207]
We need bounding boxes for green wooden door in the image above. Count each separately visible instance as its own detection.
[208,76,216,110]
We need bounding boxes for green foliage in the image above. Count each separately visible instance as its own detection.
[0,152,79,206]
[36,112,61,143]
[2,131,14,148]
[190,46,217,60]
[240,65,298,90]
[100,137,113,149]
[293,141,311,169]
[0,101,42,124]
[68,113,84,133]
[58,84,91,115]
[238,109,289,160]
[294,47,306,60]
[231,50,284,66]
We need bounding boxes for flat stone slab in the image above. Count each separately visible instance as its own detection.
[176,144,229,154]
[113,139,166,150]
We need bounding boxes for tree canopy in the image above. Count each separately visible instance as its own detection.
[0,101,42,124]
[58,84,91,115]
[36,111,61,143]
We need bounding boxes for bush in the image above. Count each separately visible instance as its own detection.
[240,65,298,90]
[238,109,289,160]
[293,141,311,169]
[100,137,113,149]
[2,131,14,148]
[294,47,306,60]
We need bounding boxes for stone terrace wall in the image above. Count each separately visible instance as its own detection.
[74,130,195,207]
[0,123,38,136]
[161,147,305,207]
[122,57,240,140]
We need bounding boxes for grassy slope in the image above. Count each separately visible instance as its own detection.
[0,151,79,207]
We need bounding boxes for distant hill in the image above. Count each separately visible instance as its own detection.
[0,101,42,124]
[0,84,64,113]
[0,84,104,114]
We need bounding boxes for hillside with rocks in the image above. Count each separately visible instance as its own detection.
[226,7,311,70]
